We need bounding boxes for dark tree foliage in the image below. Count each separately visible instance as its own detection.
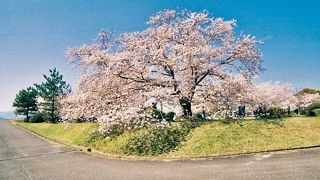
[35,68,71,123]
[13,87,38,122]
[29,112,46,123]
[296,88,320,96]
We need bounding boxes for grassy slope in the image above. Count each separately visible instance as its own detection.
[14,116,320,158]
[314,109,320,116]
[169,116,320,157]
[15,122,98,145]
[14,121,138,155]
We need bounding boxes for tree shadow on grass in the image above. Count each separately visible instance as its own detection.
[257,117,286,127]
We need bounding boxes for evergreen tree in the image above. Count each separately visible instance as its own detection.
[13,87,38,122]
[35,68,71,122]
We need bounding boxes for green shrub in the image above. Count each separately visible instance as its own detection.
[179,120,197,134]
[165,112,176,122]
[103,115,166,138]
[314,109,320,116]
[152,109,176,122]
[265,106,287,119]
[152,109,164,119]
[254,106,289,119]
[306,111,316,116]
[123,126,184,156]
[23,117,29,122]
[123,120,197,156]
[300,108,307,115]
[84,130,106,145]
[29,113,46,123]
[306,102,320,116]
[105,121,127,138]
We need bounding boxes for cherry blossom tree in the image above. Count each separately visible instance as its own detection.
[253,81,294,110]
[195,75,255,118]
[292,92,320,114]
[61,10,262,128]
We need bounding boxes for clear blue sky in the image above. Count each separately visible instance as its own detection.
[0,0,319,111]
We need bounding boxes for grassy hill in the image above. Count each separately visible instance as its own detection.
[14,116,320,159]
[169,117,320,158]
[296,88,320,96]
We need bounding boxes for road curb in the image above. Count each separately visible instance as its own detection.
[179,145,320,161]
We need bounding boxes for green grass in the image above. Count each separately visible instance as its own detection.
[168,116,320,158]
[14,122,99,145]
[13,116,320,159]
[314,109,320,116]
[84,130,144,154]
[14,121,141,155]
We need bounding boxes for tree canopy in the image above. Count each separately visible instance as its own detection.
[13,87,38,122]
[35,68,71,122]
[61,10,262,129]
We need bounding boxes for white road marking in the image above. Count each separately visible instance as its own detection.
[255,154,272,161]
[244,161,255,166]
[22,163,33,180]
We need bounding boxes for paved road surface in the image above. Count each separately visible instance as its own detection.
[0,121,319,180]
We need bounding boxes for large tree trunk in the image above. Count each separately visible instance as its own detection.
[51,98,55,123]
[26,109,29,122]
[179,97,192,116]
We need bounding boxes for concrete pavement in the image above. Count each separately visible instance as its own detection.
[0,120,319,180]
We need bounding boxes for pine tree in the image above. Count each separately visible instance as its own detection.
[35,68,71,123]
[13,87,38,122]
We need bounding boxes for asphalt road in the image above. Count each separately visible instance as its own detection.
[0,121,319,180]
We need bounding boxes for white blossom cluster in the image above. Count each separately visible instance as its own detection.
[292,93,320,110]
[193,75,254,117]
[98,108,169,135]
[253,81,295,109]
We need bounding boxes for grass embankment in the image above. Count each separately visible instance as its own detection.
[169,116,320,157]
[14,116,320,159]
[14,122,98,146]
[14,121,140,155]
[314,109,320,116]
